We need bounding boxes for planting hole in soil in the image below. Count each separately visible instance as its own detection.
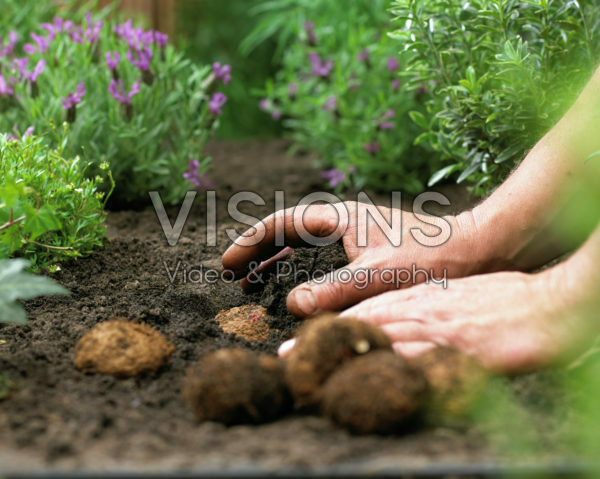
[215,305,273,342]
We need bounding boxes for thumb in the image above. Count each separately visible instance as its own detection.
[286,262,393,317]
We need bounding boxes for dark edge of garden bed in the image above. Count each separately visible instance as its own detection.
[3,462,597,479]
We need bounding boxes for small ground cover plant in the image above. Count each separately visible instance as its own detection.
[245,0,438,193]
[1,10,230,205]
[391,0,600,194]
[0,258,68,325]
[0,133,109,270]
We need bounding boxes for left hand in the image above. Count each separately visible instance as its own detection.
[281,267,587,374]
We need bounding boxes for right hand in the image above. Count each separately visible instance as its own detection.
[222,201,486,317]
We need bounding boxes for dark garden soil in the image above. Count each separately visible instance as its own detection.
[0,140,584,474]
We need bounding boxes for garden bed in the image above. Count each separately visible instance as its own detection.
[0,140,583,475]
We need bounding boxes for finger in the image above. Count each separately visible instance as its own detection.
[381,321,448,345]
[240,247,294,291]
[286,262,397,317]
[222,203,348,277]
[339,288,428,324]
[392,341,436,359]
[278,338,297,358]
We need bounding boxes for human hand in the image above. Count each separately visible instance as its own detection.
[326,268,586,373]
[222,201,485,317]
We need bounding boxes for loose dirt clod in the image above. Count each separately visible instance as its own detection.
[321,351,428,434]
[183,348,291,425]
[74,319,175,377]
[410,347,488,421]
[215,305,272,342]
[285,314,392,407]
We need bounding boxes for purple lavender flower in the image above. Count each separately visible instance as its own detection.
[183,158,214,189]
[127,48,152,71]
[41,23,58,41]
[387,57,400,72]
[377,109,395,130]
[108,78,141,104]
[154,31,168,48]
[0,74,14,96]
[392,78,400,91]
[116,21,154,51]
[304,21,317,45]
[183,158,199,177]
[209,92,227,115]
[70,26,84,44]
[14,58,45,83]
[139,30,155,48]
[85,18,103,43]
[322,95,337,112]
[8,124,35,141]
[32,33,50,54]
[23,43,36,55]
[382,109,395,119]
[308,53,334,78]
[28,59,46,82]
[62,82,86,109]
[106,51,120,70]
[0,31,18,57]
[8,125,19,142]
[271,109,282,120]
[212,62,232,85]
[357,48,369,63]
[288,82,298,99]
[42,16,72,40]
[52,17,64,31]
[364,142,380,155]
[320,169,345,188]
[259,98,270,111]
[114,21,133,41]
[13,57,29,78]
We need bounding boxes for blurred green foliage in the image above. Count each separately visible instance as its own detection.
[242,0,438,193]
[391,0,600,195]
[176,0,282,139]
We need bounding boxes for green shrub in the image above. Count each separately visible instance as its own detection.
[391,0,600,194]
[1,11,228,205]
[245,0,438,193]
[0,133,109,270]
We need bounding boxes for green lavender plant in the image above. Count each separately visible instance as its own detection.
[1,10,229,206]
[244,0,438,193]
[391,0,600,195]
[0,133,109,270]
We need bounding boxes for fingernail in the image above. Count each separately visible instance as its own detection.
[292,288,317,316]
[278,338,297,358]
